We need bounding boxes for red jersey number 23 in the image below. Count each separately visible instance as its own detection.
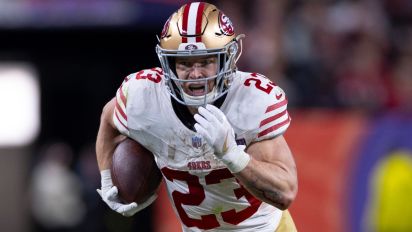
[161,167,262,230]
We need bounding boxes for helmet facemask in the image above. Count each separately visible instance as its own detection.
[156,39,241,106]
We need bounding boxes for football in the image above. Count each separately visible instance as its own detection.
[111,138,162,204]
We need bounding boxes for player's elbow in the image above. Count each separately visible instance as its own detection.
[277,187,297,210]
[271,178,298,210]
[264,184,297,210]
[280,166,298,210]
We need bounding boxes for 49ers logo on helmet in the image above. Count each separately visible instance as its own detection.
[185,44,198,50]
[218,12,234,36]
[160,16,171,39]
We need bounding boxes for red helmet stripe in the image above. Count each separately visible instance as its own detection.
[181,2,205,44]
[195,2,205,42]
[181,3,190,43]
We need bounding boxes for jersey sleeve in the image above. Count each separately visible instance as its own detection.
[112,74,132,136]
[112,67,164,136]
[255,85,291,141]
[224,72,291,145]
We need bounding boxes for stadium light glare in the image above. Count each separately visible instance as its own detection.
[0,63,40,147]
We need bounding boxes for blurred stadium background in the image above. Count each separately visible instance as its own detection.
[0,0,411,232]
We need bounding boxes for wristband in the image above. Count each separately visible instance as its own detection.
[220,145,251,173]
[100,169,113,192]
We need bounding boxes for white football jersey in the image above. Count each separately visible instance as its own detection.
[113,67,291,232]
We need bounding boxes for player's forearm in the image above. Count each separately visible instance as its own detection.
[96,125,124,171]
[96,99,125,171]
[234,158,297,210]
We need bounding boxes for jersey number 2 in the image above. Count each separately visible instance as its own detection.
[161,167,262,230]
[244,73,276,94]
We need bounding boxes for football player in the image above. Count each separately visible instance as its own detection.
[96,2,298,231]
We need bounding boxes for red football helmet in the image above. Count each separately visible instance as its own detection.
[156,2,244,106]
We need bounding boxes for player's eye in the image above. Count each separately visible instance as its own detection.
[202,58,216,66]
[176,61,193,71]
[177,61,190,67]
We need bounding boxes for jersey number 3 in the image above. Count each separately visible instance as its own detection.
[161,167,262,230]
[135,68,162,83]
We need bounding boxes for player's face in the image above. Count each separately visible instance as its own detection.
[175,56,218,96]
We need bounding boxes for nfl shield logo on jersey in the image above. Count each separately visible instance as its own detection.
[192,135,202,148]
[235,134,246,146]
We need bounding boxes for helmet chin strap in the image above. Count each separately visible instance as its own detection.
[182,87,218,106]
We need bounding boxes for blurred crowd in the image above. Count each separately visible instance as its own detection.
[217,0,412,113]
[29,142,101,232]
[28,141,154,232]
